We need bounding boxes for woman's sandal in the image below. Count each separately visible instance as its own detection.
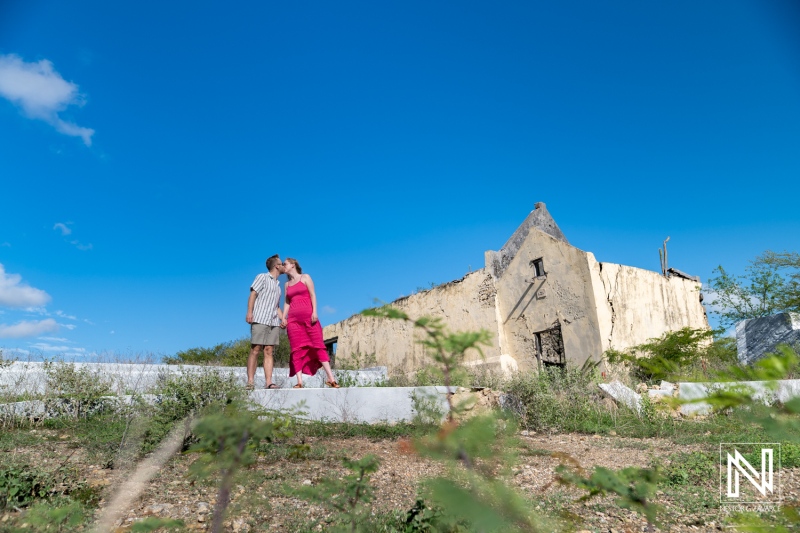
[293,383,303,389]
[325,380,340,389]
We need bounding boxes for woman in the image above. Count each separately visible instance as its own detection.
[281,258,339,388]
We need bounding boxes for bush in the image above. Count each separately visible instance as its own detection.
[659,451,716,487]
[42,362,116,419]
[606,328,737,383]
[503,364,613,433]
[164,334,291,367]
[0,464,52,509]
[141,369,243,453]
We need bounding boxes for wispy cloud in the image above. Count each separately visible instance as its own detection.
[0,264,51,307]
[0,54,95,146]
[321,305,336,314]
[53,222,72,236]
[0,318,58,338]
[38,336,68,342]
[0,242,10,248]
[53,222,92,251]
[55,310,77,320]
[70,240,92,251]
[29,342,85,353]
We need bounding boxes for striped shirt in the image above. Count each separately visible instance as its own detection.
[250,273,281,326]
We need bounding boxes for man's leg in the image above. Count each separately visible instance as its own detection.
[247,344,263,387]
[263,345,275,387]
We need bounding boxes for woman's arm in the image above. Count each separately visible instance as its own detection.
[281,283,290,327]
[305,274,319,325]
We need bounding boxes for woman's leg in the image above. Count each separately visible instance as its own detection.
[320,361,336,383]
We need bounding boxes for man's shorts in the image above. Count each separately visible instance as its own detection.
[251,323,280,346]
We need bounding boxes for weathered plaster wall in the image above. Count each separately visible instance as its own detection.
[322,270,501,374]
[491,228,604,370]
[323,202,709,375]
[589,260,708,352]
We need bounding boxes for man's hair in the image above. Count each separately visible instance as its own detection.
[266,254,281,270]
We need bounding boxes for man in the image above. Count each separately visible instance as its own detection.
[245,254,284,390]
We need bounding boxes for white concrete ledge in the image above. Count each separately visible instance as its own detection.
[678,379,800,415]
[0,362,388,396]
[0,387,451,424]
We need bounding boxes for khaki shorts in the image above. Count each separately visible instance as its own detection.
[251,323,280,346]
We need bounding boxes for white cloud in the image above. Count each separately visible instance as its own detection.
[0,54,95,146]
[1,242,10,248]
[38,336,68,342]
[55,310,76,320]
[0,264,51,307]
[28,342,85,353]
[53,222,72,236]
[61,323,76,330]
[53,222,92,251]
[0,318,58,338]
[321,305,336,314]
[69,240,92,251]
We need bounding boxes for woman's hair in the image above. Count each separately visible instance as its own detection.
[285,258,302,274]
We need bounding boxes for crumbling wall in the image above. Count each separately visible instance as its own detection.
[589,259,708,353]
[490,228,604,370]
[322,270,501,374]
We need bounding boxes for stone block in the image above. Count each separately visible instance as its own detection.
[598,380,641,413]
[736,312,800,365]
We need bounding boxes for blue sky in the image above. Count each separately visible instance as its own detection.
[1,1,799,360]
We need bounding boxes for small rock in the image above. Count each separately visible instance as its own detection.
[302,479,312,486]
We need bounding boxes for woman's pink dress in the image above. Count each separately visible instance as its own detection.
[286,280,330,377]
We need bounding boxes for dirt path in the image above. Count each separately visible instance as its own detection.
[98,432,798,532]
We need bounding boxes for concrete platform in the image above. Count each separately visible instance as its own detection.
[0,362,388,396]
[0,386,451,424]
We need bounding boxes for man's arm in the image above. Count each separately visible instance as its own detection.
[246,288,257,323]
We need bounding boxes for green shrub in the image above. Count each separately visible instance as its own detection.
[503,365,613,433]
[141,369,242,453]
[42,362,116,419]
[0,464,52,509]
[10,497,88,531]
[659,451,716,487]
[606,328,737,383]
[164,334,291,367]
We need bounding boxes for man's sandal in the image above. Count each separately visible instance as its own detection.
[265,383,279,390]
[245,383,255,391]
[325,380,340,389]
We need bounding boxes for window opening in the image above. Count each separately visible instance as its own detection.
[534,325,565,368]
[532,258,545,278]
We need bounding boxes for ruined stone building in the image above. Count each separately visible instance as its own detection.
[323,203,709,374]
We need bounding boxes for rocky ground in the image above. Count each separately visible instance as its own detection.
[3,428,797,532]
